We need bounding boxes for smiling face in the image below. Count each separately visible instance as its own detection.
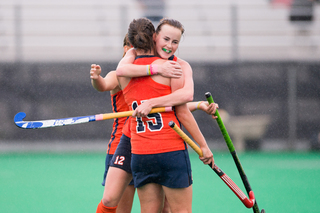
[154,24,182,59]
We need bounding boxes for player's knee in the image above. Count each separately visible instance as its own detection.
[101,195,118,207]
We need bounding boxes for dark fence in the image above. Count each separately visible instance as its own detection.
[1,61,319,147]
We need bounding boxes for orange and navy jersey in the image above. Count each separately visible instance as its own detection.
[122,55,186,155]
[121,55,176,140]
[122,116,131,138]
[107,90,129,155]
[168,55,178,62]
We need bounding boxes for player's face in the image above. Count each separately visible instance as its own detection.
[154,24,182,59]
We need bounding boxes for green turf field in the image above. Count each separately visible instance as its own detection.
[1,151,319,212]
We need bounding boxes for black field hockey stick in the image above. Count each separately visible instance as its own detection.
[14,107,172,129]
[169,121,255,209]
[205,92,265,213]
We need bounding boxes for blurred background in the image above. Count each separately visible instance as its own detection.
[1,1,320,213]
[1,0,320,152]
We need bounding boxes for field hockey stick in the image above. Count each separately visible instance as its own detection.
[14,107,172,129]
[169,121,255,209]
[205,92,265,213]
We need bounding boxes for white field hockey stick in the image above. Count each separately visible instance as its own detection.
[169,121,255,209]
[14,107,172,129]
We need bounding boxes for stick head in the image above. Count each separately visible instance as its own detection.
[14,112,26,123]
[14,112,27,128]
[243,191,255,208]
[14,112,43,129]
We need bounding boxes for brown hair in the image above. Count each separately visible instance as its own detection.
[156,18,185,35]
[123,33,131,48]
[122,33,132,57]
[128,18,155,53]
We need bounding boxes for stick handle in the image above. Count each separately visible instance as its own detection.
[168,121,203,157]
[100,107,172,120]
[205,92,235,152]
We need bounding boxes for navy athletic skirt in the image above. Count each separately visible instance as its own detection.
[131,149,193,188]
[109,134,134,185]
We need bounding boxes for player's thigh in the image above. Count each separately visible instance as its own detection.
[137,183,164,213]
[117,185,136,213]
[162,185,192,213]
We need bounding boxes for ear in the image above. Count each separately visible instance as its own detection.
[123,46,131,53]
[153,33,156,42]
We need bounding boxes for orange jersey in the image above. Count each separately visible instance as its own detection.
[121,55,176,140]
[122,56,186,155]
[169,55,178,62]
[107,90,129,154]
[122,116,131,138]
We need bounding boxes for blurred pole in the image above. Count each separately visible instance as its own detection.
[14,4,22,62]
[231,4,238,62]
[230,3,240,115]
[288,66,297,150]
[120,5,128,39]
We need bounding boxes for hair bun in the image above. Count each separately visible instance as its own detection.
[128,18,155,53]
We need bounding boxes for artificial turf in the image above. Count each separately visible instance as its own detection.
[1,151,319,212]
